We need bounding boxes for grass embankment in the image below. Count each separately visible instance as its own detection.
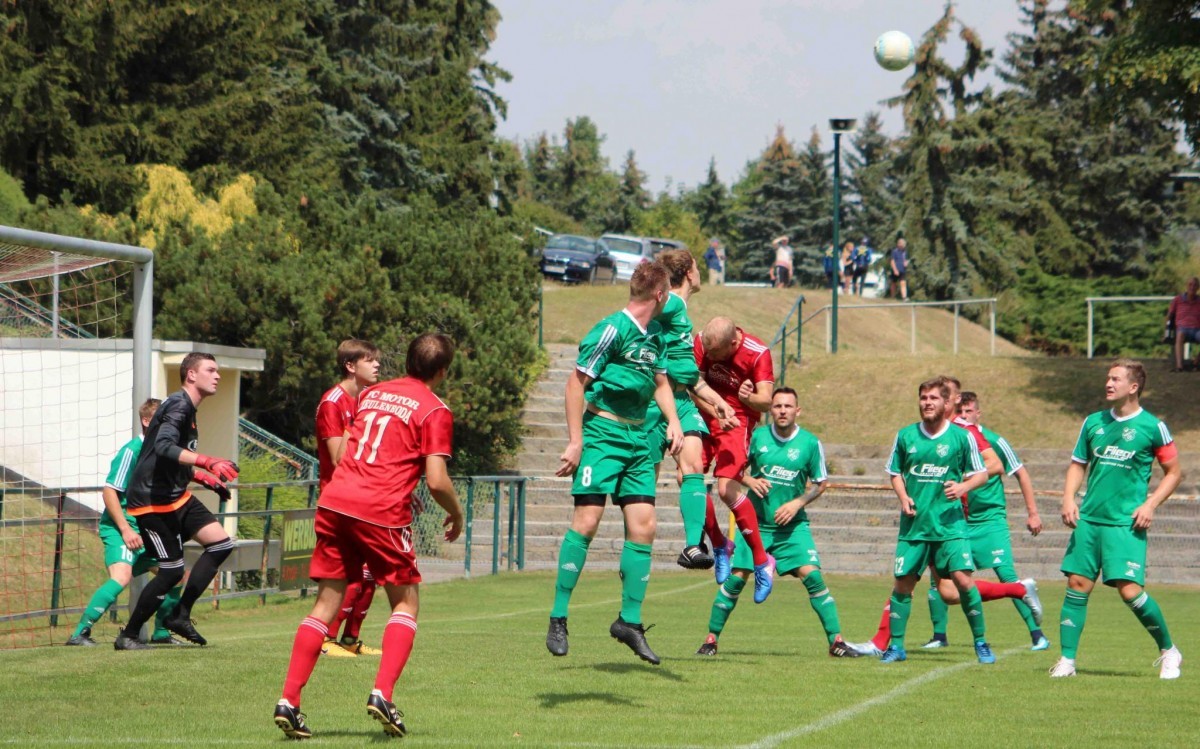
[540,282,1198,451]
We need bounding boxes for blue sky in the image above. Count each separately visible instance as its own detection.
[491,1,1028,191]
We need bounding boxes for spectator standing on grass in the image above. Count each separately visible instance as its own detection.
[840,241,855,295]
[704,238,726,286]
[275,333,465,739]
[822,244,837,290]
[853,238,872,296]
[1167,276,1200,372]
[315,339,384,659]
[770,236,793,288]
[889,238,908,300]
[1050,359,1182,679]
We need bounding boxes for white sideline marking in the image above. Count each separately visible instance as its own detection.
[736,646,1025,749]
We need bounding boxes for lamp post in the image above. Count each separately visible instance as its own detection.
[829,118,856,354]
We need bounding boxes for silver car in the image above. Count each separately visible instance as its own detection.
[599,234,655,280]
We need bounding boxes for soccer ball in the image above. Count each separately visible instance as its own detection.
[874,31,914,72]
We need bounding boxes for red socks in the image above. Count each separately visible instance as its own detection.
[703,493,728,550]
[974,579,1026,601]
[374,612,418,701]
[870,602,891,651]
[344,579,377,640]
[282,616,328,706]
[729,494,767,566]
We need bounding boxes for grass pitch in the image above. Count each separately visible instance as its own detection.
[2,571,1197,747]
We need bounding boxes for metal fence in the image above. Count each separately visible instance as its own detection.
[0,475,528,648]
[1084,295,1185,359]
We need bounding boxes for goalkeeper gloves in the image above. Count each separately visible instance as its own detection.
[193,469,231,502]
[194,454,239,482]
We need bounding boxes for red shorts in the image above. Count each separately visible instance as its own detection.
[309,507,421,586]
[702,424,751,480]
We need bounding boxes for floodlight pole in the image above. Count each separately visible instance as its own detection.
[829,119,856,354]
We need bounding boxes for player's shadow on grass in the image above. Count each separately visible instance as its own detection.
[590,661,685,681]
[537,690,641,709]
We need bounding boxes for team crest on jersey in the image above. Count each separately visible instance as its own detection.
[936,444,949,458]
[787,448,800,461]
[1122,427,1136,442]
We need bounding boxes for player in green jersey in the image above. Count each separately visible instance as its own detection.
[546,262,683,665]
[881,377,994,664]
[1051,359,1183,679]
[923,392,1048,650]
[66,399,186,646]
[643,249,739,570]
[695,388,860,658]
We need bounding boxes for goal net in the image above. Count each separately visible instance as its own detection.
[0,226,152,648]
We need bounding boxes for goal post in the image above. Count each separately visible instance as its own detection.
[0,224,154,433]
[0,223,153,647]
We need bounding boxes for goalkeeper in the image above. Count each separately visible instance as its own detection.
[115,353,239,650]
[66,399,185,646]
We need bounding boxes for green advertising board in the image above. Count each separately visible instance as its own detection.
[280,508,317,591]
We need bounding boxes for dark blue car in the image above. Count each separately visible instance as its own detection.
[539,235,617,284]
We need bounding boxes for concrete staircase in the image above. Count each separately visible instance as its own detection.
[516,344,1200,582]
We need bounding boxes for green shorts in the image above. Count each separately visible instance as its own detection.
[967,521,1014,571]
[572,411,658,499]
[98,515,158,575]
[644,391,710,464]
[893,537,974,578]
[1060,519,1147,586]
[732,521,820,574]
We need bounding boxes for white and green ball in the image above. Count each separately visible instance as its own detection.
[874,30,915,72]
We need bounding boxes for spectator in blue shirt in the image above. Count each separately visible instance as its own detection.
[704,238,725,285]
[852,238,872,295]
[889,238,908,300]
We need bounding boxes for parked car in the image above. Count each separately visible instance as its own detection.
[598,234,656,280]
[539,234,617,284]
[647,237,688,258]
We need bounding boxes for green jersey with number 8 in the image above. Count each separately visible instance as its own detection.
[576,310,666,422]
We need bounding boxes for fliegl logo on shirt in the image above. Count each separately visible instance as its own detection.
[1095,445,1135,463]
[623,345,658,368]
[909,464,950,480]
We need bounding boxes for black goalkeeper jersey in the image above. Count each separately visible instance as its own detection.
[126,390,198,514]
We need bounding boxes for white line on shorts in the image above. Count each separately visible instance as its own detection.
[736,646,1026,749]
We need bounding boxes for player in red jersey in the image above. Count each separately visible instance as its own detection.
[693,316,777,603]
[316,339,383,659]
[275,334,465,740]
[853,376,1041,655]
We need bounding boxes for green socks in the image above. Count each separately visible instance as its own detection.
[75,579,124,636]
[803,570,841,644]
[889,591,913,647]
[960,584,987,642]
[679,474,707,547]
[551,530,591,618]
[1126,591,1173,651]
[619,541,653,625]
[927,584,948,638]
[153,585,183,639]
[707,575,746,637]
[1060,589,1089,659]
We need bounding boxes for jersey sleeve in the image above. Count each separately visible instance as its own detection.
[652,328,667,375]
[104,444,137,492]
[1071,419,1090,464]
[419,407,454,458]
[885,432,903,476]
[993,435,1023,476]
[746,429,764,476]
[693,335,706,373]
[315,398,346,441]
[752,347,774,384]
[576,322,617,379]
[151,398,190,462]
[968,424,991,452]
[962,431,985,476]
[809,438,829,483]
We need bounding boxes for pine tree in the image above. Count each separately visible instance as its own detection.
[608,150,649,233]
[847,112,901,255]
[688,157,735,243]
[732,126,806,281]
[524,133,559,203]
